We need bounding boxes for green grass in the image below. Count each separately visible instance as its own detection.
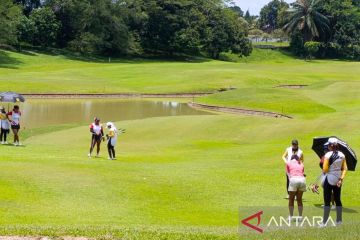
[1,48,360,239]
[252,41,290,47]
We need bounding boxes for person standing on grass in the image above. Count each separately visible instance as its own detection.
[7,105,22,146]
[88,117,104,158]
[286,153,306,221]
[321,138,347,226]
[0,107,10,144]
[319,143,336,209]
[106,122,118,160]
[282,139,304,199]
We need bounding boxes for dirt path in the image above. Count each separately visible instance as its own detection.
[188,102,292,119]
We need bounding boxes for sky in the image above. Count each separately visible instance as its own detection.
[233,0,293,15]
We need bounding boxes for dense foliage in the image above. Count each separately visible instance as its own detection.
[1,0,359,59]
[258,0,289,32]
[285,0,360,59]
[0,0,252,59]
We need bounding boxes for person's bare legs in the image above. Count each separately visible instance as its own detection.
[296,191,304,217]
[89,137,96,155]
[12,129,19,143]
[96,140,101,155]
[289,191,296,217]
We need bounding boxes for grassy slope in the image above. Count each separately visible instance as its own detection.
[2,48,360,117]
[1,113,360,239]
[1,49,360,239]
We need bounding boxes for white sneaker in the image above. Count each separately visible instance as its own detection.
[88,153,91,158]
[4,141,8,144]
[17,142,22,146]
[318,222,326,228]
[96,154,100,158]
[108,157,112,160]
[331,205,336,210]
[112,158,116,160]
[13,142,18,146]
[1,141,4,145]
[285,195,289,199]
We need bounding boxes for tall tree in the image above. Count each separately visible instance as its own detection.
[14,0,41,15]
[321,0,360,59]
[0,0,22,45]
[244,10,251,23]
[283,0,330,42]
[259,0,289,32]
[229,5,243,17]
[202,7,251,58]
[48,0,131,55]
[140,0,203,55]
[30,7,61,47]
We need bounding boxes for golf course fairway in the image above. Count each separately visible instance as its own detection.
[1,48,360,239]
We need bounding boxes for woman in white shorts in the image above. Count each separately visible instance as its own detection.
[286,155,306,220]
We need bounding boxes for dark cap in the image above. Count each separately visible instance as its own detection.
[292,139,299,145]
[94,117,100,121]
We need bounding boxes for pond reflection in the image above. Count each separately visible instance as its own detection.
[15,99,211,128]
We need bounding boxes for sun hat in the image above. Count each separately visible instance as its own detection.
[328,137,338,145]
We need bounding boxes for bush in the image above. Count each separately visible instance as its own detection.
[289,31,305,57]
[304,41,321,60]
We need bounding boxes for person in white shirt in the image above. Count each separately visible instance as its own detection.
[7,105,22,146]
[0,107,10,144]
[88,117,104,158]
[106,122,118,160]
[282,139,304,198]
[321,138,347,226]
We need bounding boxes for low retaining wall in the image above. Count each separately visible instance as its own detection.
[188,102,292,119]
[22,93,212,99]
[275,84,308,89]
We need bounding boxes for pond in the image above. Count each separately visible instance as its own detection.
[9,99,211,129]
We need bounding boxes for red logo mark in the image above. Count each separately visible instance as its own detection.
[241,211,264,233]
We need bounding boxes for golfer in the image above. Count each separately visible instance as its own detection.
[7,105,22,146]
[286,153,306,220]
[0,107,10,144]
[321,138,347,226]
[319,143,335,209]
[88,117,104,158]
[106,122,118,160]
[282,139,304,198]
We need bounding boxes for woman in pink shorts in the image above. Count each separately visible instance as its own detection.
[286,155,306,220]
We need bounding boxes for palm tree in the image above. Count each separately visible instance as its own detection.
[283,0,330,42]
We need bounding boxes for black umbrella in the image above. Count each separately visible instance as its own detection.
[0,91,25,103]
[312,136,357,171]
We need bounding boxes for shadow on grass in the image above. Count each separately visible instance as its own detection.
[0,50,22,69]
[19,46,212,64]
[0,144,26,147]
[313,204,358,213]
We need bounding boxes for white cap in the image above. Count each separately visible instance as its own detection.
[106,122,113,127]
[328,137,338,144]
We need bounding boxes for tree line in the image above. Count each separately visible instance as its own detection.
[0,0,252,59]
[1,0,359,60]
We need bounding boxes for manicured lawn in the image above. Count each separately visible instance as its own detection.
[1,48,360,239]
